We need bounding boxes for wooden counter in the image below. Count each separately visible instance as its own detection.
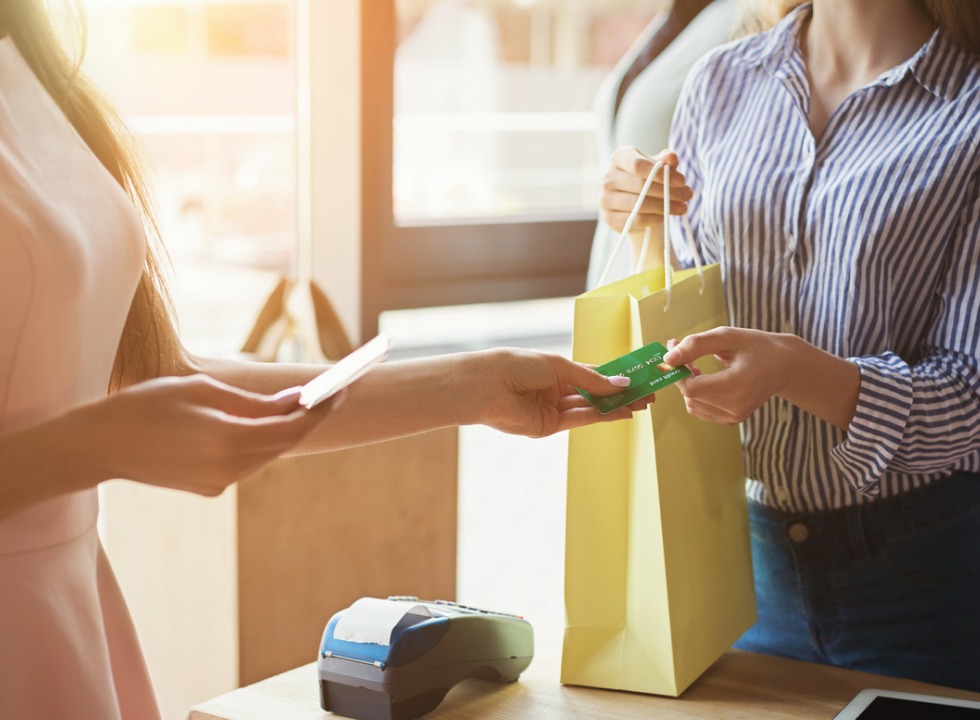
[188,649,980,720]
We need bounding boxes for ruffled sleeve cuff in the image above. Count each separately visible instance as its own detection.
[829,352,913,496]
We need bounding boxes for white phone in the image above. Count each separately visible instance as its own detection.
[834,689,980,720]
[299,334,391,409]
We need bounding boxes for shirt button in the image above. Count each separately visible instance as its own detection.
[781,320,794,334]
[775,487,789,503]
[779,405,791,422]
[788,523,809,543]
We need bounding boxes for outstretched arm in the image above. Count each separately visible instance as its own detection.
[2,338,641,522]
[191,347,640,453]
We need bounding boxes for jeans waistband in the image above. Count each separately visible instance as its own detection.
[747,471,980,558]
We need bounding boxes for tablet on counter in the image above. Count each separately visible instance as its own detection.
[834,689,980,720]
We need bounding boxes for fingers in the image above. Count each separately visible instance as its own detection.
[610,147,685,182]
[557,387,654,425]
[557,393,592,413]
[558,359,632,398]
[168,376,345,460]
[682,395,740,425]
[663,328,735,369]
[176,375,301,419]
[203,401,335,477]
[554,405,632,432]
[625,396,655,411]
[602,169,693,203]
[109,375,349,499]
[599,185,694,215]
[600,148,693,232]
[271,385,303,401]
[666,338,702,383]
[224,386,346,439]
[182,375,348,422]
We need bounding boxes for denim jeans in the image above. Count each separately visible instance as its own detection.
[734,471,980,692]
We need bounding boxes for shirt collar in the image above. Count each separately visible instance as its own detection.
[750,2,812,75]
[901,29,975,101]
[745,1,975,102]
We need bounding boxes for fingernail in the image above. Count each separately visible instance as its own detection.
[272,385,303,402]
[608,375,631,387]
[663,351,679,366]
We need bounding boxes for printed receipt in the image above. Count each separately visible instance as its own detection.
[333,597,433,646]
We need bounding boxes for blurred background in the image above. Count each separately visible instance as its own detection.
[81,0,665,354]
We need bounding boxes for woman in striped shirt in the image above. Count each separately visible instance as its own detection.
[600,0,980,692]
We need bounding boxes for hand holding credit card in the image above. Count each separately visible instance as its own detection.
[577,341,691,415]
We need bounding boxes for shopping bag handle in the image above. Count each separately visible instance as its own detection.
[597,159,704,310]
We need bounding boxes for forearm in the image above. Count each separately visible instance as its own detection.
[776,334,861,430]
[192,352,484,453]
[0,411,104,521]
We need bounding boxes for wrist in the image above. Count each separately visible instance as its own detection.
[0,407,108,520]
[771,332,805,400]
[451,350,495,427]
[59,403,117,491]
[774,333,860,429]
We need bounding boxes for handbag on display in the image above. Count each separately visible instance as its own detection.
[240,276,354,363]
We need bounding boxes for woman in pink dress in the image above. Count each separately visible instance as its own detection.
[0,3,644,717]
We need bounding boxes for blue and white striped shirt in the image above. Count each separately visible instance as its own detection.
[670,3,980,511]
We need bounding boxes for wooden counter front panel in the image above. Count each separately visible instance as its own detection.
[236,428,458,685]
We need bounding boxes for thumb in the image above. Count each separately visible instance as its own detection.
[560,360,632,397]
[198,379,306,420]
[662,332,724,368]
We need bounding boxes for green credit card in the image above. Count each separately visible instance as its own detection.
[578,341,692,415]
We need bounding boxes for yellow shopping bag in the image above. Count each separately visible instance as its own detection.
[561,165,755,697]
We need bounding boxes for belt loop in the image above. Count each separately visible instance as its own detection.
[846,507,871,560]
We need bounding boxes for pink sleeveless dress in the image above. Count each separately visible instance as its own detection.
[0,37,162,719]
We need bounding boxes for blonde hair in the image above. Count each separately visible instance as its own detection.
[0,0,185,391]
[736,0,802,34]
[743,0,980,54]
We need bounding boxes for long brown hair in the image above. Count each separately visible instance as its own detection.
[0,0,184,391]
[743,0,980,54]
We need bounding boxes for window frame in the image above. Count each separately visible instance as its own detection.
[358,0,596,339]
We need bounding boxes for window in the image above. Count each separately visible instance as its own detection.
[82,0,297,357]
[82,0,663,346]
[394,0,657,221]
[360,0,663,337]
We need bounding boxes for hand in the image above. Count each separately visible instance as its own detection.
[662,327,791,425]
[71,374,342,496]
[471,348,652,438]
[599,147,693,233]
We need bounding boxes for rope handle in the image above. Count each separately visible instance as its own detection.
[596,158,704,310]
